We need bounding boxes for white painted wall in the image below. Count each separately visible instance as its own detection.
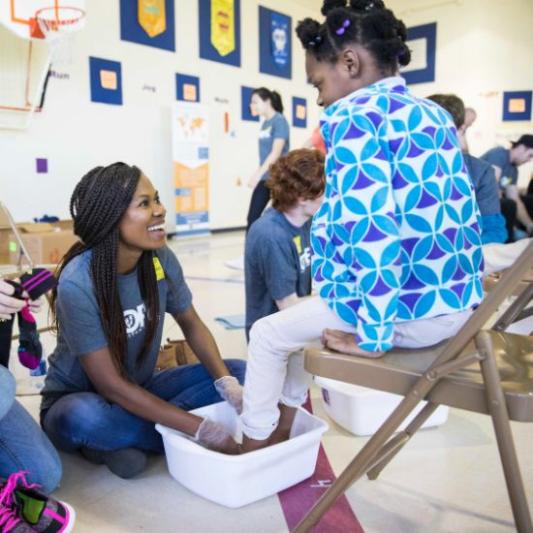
[1,0,532,227]
[0,0,322,228]
[389,0,533,185]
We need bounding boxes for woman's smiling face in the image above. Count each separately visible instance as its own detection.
[118,174,167,253]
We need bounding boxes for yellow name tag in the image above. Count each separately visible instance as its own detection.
[153,257,165,281]
[293,235,303,254]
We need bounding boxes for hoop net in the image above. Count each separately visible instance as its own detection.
[35,6,85,39]
[36,6,85,65]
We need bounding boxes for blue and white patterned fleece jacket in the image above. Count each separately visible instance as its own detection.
[312,76,484,352]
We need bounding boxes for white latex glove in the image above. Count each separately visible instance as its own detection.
[0,279,25,320]
[214,376,243,414]
[194,418,241,455]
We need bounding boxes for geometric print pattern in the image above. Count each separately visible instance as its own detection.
[312,77,484,352]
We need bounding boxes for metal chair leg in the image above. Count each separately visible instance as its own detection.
[367,402,439,480]
[475,331,533,532]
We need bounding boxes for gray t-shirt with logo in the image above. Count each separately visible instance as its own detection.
[41,246,192,412]
[480,146,518,190]
[258,113,290,180]
[245,208,312,337]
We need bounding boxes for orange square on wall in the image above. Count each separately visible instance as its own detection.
[296,104,306,120]
[100,70,118,90]
[508,98,526,113]
[183,83,197,102]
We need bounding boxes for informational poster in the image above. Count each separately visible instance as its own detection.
[172,102,210,235]
[176,73,201,102]
[292,97,307,128]
[259,6,291,79]
[89,57,123,105]
[502,91,532,122]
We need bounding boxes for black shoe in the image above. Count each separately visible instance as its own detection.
[80,447,147,479]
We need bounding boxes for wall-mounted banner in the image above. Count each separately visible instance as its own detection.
[199,0,241,67]
[502,91,532,122]
[241,86,259,122]
[120,0,175,51]
[292,97,307,128]
[138,0,166,37]
[89,57,123,105]
[259,7,291,79]
[176,74,201,102]
[172,102,210,235]
[400,22,437,85]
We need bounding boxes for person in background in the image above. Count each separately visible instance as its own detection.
[427,94,507,244]
[481,134,533,240]
[225,88,291,271]
[245,149,325,340]
[0,279,74,532]
[246,87,291,231]
[460,106,477,153]
[41,163,245,476]
[302,125,327,154]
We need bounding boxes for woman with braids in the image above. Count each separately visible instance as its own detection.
[40,163,246,476]
[240,0,484,452]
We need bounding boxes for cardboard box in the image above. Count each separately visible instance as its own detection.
[0,225,10,264]
[8,223,78,265]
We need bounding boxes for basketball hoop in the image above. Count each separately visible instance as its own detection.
[35,5,85,65]
[35,6,85,39]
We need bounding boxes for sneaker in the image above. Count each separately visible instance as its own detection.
[1,472,75,533]
[0,474,34,532]
[80,447,148,479]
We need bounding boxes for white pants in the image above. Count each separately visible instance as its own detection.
[483,239,530,275]
[241,296,473,440]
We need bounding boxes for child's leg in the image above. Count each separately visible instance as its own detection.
[241,297,356,450]
[0,399,62,493]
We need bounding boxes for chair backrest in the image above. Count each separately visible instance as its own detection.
[434,240,533,367]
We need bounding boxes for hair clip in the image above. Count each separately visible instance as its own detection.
[308,35,323,47]
[366,1,375,10]
[336,19,351,36]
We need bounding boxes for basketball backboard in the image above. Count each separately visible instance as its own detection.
[0,0,86,40]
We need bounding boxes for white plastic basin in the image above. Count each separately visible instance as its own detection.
[315,376,449,436]
[156,401,329,508]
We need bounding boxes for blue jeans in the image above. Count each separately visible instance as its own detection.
[42,360,246,454]
[0,366,62,494]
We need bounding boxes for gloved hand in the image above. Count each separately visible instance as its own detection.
[214,375,243,414]
[194,418,241,455]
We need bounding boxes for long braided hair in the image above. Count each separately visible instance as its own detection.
[52,163,159,375]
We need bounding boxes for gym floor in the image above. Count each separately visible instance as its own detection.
[10,232,533,532]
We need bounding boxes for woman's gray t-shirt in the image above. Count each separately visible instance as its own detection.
[41,246,192,412]
[258,112,290,180]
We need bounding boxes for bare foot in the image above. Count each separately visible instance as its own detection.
[268,404,297,445]
[322,329,384,358]
[242,435,269,453]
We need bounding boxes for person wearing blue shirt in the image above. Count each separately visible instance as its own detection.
[427,94,507,245]
[240,0,484,452]
[481,135,533,240]
[246,87,290,231]
[245,149,325,339]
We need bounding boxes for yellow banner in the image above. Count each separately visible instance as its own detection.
[211,0,235,57]
[138,0,166,38]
